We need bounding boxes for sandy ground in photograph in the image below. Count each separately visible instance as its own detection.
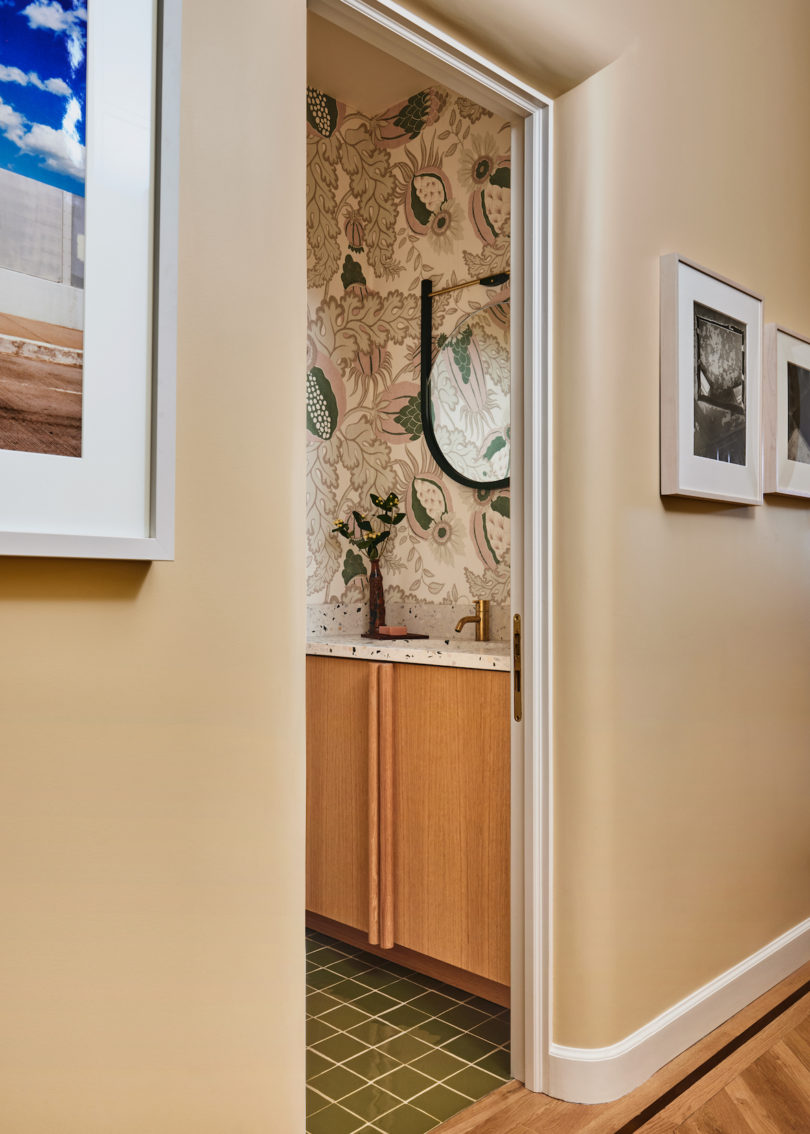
[0,312,83,457]
[0,312,83,350]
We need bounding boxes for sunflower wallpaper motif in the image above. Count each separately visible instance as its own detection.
[306,83,512,608]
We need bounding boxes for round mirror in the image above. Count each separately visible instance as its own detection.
[423,297,510,489]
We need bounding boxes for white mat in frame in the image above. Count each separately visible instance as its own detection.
[763,324,810,498]
[660,254,763,505]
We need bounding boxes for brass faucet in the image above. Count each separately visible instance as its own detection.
[454,599,490,642]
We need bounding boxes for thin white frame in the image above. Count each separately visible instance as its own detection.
[0,0,180,560]
[308,0,552,1094]
[763,323,810,498]
[660,253,763,505]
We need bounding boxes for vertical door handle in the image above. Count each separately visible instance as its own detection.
[368,664,380,944]
[513,614,522,722]
[378,663,395,949]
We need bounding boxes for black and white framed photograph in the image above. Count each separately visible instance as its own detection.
[660,253,763,504]
[763,324,810,498]
[0,0,179,559]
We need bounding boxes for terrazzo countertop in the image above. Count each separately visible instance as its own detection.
[306,634,510,671]
[307,600,510,641]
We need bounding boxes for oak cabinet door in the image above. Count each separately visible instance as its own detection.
[391,664,510,985]
[306,656,372,934]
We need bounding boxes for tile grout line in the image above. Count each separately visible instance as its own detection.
[305,950,508,1021]
[306,932,510,1133]
[305,952,508,1015]
[306,1049,509,1112]
[309,1071,498,1128]
[306,996,510,1069]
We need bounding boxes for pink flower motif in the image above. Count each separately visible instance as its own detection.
[405,475,451,540]
[405,167,452,236]
[374,382,421,445]
[373,88,445,149]
[469,158,511,245]
[356,344,388,379]
[471,493,511,566]
[343,209,365,254]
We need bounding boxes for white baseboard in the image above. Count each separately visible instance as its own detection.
[547,916,810,1104]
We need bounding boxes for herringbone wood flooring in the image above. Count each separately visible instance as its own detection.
[433,961,810,1133]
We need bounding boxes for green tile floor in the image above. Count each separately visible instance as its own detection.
[306,929,511,1134]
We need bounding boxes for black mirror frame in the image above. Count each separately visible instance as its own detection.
[419,278,510,491]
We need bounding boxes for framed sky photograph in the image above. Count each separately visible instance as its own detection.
[763,324,810,498]
[660,254,763,505]
[0,0,179,558]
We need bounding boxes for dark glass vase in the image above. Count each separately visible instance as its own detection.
[367,558,386,636]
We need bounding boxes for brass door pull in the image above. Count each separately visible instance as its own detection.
[513,614,522,722]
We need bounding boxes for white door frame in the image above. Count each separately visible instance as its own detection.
[307,0,553,1094]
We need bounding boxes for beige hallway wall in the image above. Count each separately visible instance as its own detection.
[0,1,306,1129]
[552,0,810,1048]
[1,0,809,1124]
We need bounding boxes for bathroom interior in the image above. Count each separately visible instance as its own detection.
[305,11,516,1133]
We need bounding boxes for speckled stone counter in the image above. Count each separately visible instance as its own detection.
[306,634,510,671]
[307,600,510,642]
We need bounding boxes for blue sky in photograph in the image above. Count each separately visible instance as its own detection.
[0,0,86,194]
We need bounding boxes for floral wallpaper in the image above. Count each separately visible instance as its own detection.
[306,83,512,607]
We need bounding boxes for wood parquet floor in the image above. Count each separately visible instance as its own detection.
[435,961,810,1134]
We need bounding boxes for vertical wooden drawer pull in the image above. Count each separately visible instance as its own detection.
[368,664,380,945]
[379,663,395,949]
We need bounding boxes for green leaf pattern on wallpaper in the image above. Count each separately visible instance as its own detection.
[306,84,512,603]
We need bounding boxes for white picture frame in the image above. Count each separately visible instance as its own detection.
[0,0,180,559]
[763,324,810,498]
[660,253,763,505]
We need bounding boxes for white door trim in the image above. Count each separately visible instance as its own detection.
[307,0,553,1093]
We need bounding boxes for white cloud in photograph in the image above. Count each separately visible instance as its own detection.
[0,64,71,96]
[21,0,87,73]
[0,91,84,179]
[0,97,25,143]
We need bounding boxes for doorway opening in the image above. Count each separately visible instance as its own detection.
[304,2,551,1127]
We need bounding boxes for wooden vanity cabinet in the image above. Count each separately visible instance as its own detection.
[306,654,510,991]
[391,663,510,987]
[306,656,373,935]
